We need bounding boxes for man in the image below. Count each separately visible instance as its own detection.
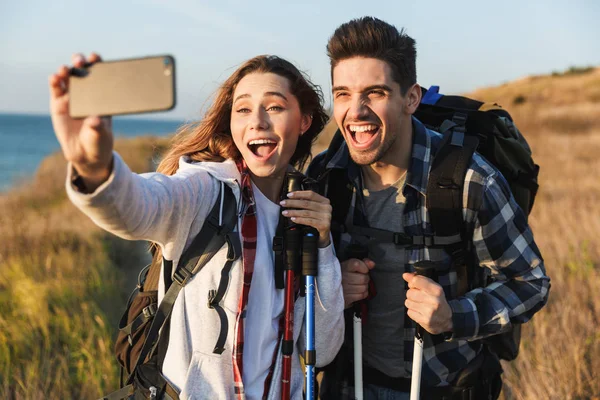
[307,17,550,399]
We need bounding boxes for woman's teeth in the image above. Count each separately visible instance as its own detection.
[248,139,277,157]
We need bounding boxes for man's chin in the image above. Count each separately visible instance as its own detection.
[349,148,381,166]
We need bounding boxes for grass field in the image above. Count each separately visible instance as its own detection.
[1,66,599,399]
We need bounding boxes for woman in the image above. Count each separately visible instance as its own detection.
[49,53,344,399]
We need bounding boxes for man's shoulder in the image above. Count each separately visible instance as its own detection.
[306,150,328,179]
[466,152,501,187]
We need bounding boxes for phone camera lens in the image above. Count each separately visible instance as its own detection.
[163,57,171,66]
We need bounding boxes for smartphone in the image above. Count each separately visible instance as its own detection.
[69,55,176,118]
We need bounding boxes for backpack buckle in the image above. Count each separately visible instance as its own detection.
[208,289,217,308]
[393,232,412,246]
[173,268,192,286]
[272,236,283,253]
[423,235,434,247]
[452,112,468,129]
[143,303,158,319]
[226,234,241,261]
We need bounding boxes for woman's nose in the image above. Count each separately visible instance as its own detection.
[250,109,270,130]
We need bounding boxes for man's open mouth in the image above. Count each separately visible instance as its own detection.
[347,124,380,148]
[248,138,278,158]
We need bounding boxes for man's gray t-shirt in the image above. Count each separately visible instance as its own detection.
[361,174,408,378]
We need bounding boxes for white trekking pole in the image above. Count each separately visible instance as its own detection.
[346,245,369,400]
[353,305,364,400]
[410,263,436,400]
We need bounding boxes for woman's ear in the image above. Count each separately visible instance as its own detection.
[300,114,313,136]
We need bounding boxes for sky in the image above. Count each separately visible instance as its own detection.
[1,0,599,120]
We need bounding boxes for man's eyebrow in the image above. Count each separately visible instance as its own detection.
[363,84,393,92]
[332,84,394,93]
[332,85,349,92]
[233,92,288,104]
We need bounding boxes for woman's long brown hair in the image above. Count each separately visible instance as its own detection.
[148,55,329,280]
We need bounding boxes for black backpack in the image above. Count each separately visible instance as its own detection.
[103,184,240,400]
[310,85,539,362]
[416,85,539,361]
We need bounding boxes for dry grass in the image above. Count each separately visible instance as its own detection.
[467,68,600,399]
[2,66,599,399]
[312,67,600,399]
[0,136,169,399]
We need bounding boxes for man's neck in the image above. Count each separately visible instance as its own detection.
[361,161,408,192]
[361,121,413,192]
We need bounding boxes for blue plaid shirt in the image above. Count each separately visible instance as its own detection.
[308,117,550,388]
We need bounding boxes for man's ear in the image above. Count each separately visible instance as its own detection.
[300,114,313,135]
[404,83,422,115]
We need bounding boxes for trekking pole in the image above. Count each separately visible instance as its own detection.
[281,173,303,400]
[410,262,436,400]
[302,226,319,400]
[345,244,369,400]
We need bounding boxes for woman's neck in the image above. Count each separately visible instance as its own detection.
[250,173,285,204]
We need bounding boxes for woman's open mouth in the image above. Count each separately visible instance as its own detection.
[346,124,380,149]
[248,138,278,160]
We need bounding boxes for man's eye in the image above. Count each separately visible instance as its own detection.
[368,90,385,97]
[334,92,349,98]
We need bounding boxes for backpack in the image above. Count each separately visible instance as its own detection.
[310,85,539,362]
[416,85,539,361]
[102,184,240,400]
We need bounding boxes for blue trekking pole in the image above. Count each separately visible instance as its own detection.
[302,226,319,400]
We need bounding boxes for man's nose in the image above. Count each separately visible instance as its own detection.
[347,96,370,120]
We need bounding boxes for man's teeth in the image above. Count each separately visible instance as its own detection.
[348,125,378,133]
[249,139,276,145]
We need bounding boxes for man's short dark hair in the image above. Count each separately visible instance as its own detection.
[327,17,417,94]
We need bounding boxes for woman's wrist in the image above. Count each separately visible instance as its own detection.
[72,156,114,193]
[318,236,331,248]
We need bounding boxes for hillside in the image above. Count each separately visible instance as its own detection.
[466,67,600,399]
[2,66,599,399]
[312,66,600,399]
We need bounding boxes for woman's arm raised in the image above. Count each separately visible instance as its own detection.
[49,53,114,192]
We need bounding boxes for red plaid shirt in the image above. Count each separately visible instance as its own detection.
[234,161,288,400]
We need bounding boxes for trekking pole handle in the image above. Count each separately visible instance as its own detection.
[345,244,368,400]
[413,262,437,339]
[344,244,369,316]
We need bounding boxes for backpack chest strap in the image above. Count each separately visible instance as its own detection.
[339,223,463,248]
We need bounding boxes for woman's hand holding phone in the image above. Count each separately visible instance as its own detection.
[49,53,114,192]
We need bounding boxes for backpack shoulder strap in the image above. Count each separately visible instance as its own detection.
[127,183,240,384]
[323,169,354,253]
[427,119,478,237]
[427,121,479,295]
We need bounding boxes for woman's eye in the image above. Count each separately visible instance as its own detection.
[267,105,284,112]
[236,108,251,113]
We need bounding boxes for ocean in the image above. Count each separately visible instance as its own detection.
[0,113,184,192]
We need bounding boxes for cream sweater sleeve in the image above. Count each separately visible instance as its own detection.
[66,152,219,261]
